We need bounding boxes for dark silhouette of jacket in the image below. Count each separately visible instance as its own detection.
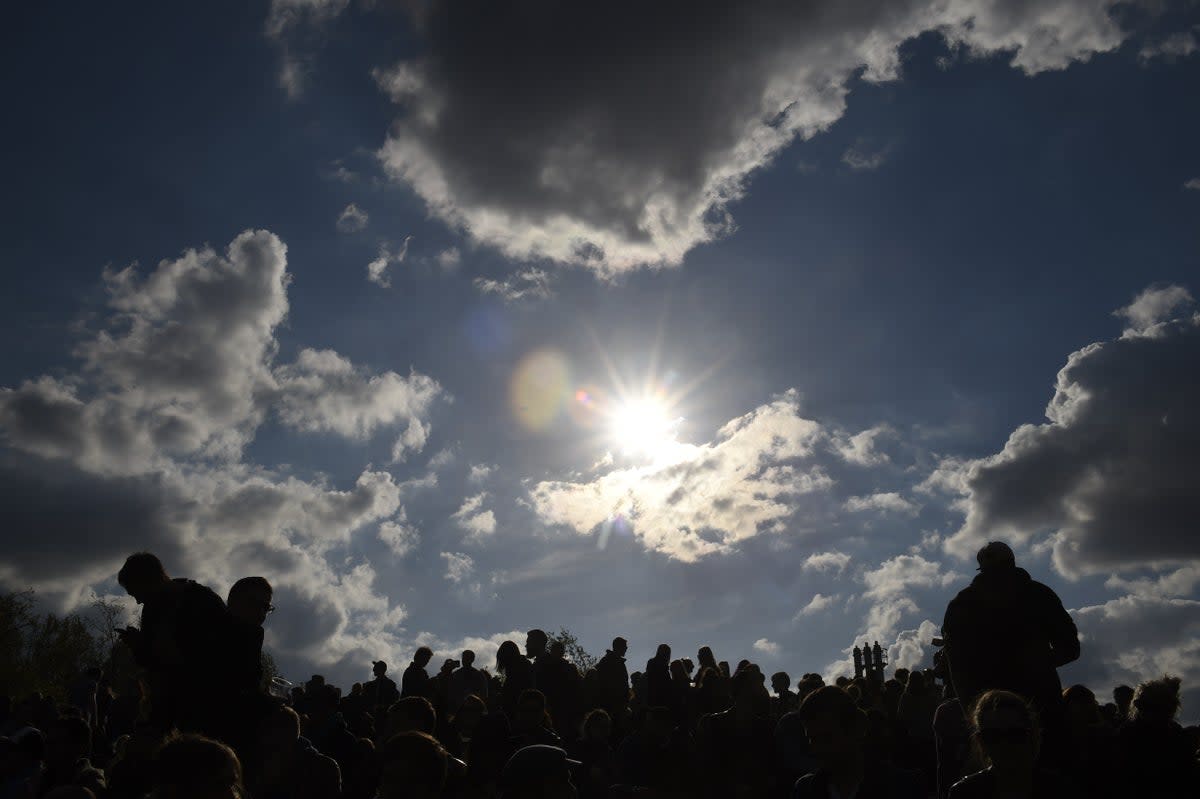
[942,566,1079,713]
[401,662,431,700]
[595,650,629,714]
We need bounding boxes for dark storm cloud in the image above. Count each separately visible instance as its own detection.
[942,286,1200,577]
[377,0,1130,271]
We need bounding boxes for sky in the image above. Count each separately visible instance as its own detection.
[2,0,1199,718]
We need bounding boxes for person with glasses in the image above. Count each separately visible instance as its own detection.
[949,690,1078,798]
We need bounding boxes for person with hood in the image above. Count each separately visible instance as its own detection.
[942,542,1079,765]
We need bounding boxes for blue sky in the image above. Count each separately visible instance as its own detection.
[2,1,1199,715]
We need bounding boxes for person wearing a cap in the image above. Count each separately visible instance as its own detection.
[499,744,579,799]
[942,542,1080,762]
[365,659,399,714]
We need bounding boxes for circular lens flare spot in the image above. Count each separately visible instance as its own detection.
[511,350,570,431]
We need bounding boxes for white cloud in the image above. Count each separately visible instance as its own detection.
[833,425,892,466]
[841,142,888,170]
[467,463,494,484]
[753,638,780,656]
[795,593,839,619]
[391,418,431,463]
[474,268,554,302]
[275,348,440,440]
[265,0,351,97]
[943,285,1200,578]
[844,492,919,515]
[1104,564,1200,600]
[452,492,497,538]
[366,236,412,288]
[0,229,440,681]
[862,554,960,601]
[1114,283,1194,336]
[378,513,419,557]
[335,203,369,233]
[802,551,852,575]
[1067,595,1200,723]
[441,551,475,584]
[435,247,461,271]
[530,389,833,561]
[375,1,1130,273]
[1186,178,1200,191]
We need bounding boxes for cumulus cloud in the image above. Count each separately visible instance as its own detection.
[802,551,852,575]
[336,203,369,233]
[378,512,419,557]
[1114,283,1194,335]
[942,285,1200,578]
[441,551,475,584]
[452,492,497,538]
[275,349,440,439]
[366,236,412,288]
[1068,595,1200,723]
[795,593,839,619]
[530,389,835,561]
[844,492,920,515]
[374,0,1130,273]
[467,463,494,484]
[753,638,780,656]
[832,425,892,466]
[0,229,439,680]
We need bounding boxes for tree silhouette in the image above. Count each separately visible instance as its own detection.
[550,626,597,673]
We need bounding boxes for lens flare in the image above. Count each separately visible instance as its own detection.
[510,349,570,431]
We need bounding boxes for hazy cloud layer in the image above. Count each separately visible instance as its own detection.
[942,285,1200,577]
[376,0,1129,273]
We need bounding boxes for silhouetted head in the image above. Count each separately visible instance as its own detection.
[413,647,433,668]
[581,708,611,742]
[894,667,910,685]
[373,660,388,677]
[500,744,579,799]
[654,643,670,661]
[118,552,170,604]
[1063,684,1100,727]
[697,646,716,669]
[453,694,486,732]
[461,650,475,667]
[972,690,1039,777]
[771,671,791,694]
[612,637,627,656]
[386,696,437,736]
[1113,684,1134,714]
[1132,675,1182,724]
[525,629,548,659]
[976,541,1016,572]
[378,732,448,799]
[548,640,566,659]
[797,687,867,768]
[904,671,926,693]
[497,640,520,672]
[153,733,245,799]
[259,705,301,750]
[514,689,548,733]
[670,660,687,680]
[227,576,273,626]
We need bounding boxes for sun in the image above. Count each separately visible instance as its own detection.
[610,395,678,459]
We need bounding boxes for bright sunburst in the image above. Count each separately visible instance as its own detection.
[611,395,677,457]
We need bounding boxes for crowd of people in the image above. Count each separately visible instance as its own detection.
[1,544,1197,798]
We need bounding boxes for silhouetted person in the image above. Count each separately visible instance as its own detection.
[942,541,1079,762]
[152,733,247,799]
[793,686,921,799]
[116,552,230,734]
[377,731,448,799]
[226,576,273,696]
[569,710,615,799]
[496,641,535,720]
[249,705,342,799]
[1112,684,1134,723]
[949,689,1077,798]
[696,667,775,797]
[509,690,561,752]
[594,638,629,731]
[539,641,582,740]
[1115,675,1198,798]
[498,744,579,799]
[402,647,434,701]
[772,671,798,717]
[447,650,488,713]
[644,644,672,709]
[365,660,399,714]
[37,716,105,797]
